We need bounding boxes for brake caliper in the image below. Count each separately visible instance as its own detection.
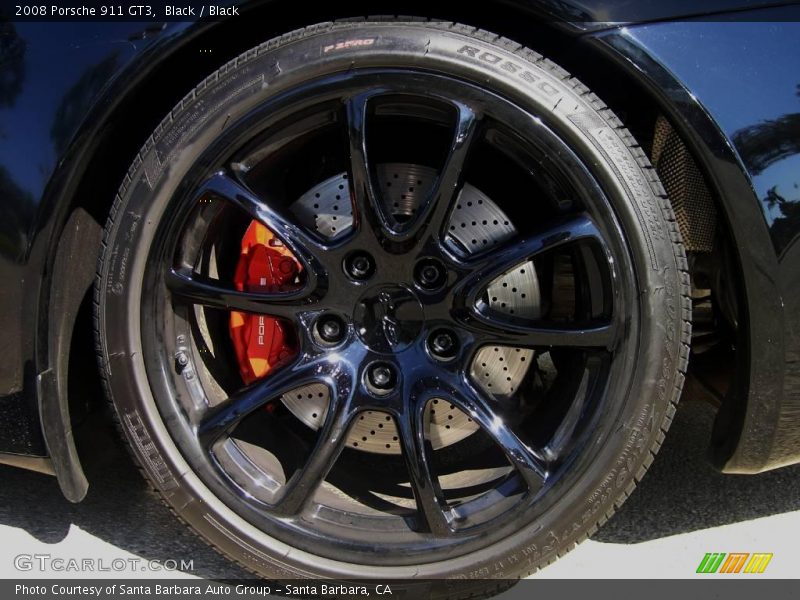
[229,221,300,384]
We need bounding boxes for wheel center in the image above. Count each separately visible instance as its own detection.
[353,285,424,353]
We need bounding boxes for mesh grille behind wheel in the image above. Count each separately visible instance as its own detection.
[652,115,717,253]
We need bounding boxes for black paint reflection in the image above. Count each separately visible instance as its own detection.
[0,22,25,109]
[734,113,800,177]
[50,54,119,156]
[0,23,33,260]
[764,184,800,258]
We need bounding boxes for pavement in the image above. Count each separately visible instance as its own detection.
[1,399,799,580]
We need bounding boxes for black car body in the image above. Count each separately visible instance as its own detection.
[0,0,799,582]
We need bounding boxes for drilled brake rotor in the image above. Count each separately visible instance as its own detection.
[284,164,540,454]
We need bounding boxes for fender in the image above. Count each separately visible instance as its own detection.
[585,7,800,472]
[11,20,209,500]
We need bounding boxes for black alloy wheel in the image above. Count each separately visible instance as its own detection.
[96,21,690,589]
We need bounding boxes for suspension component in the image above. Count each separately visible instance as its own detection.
[229,221,300,384]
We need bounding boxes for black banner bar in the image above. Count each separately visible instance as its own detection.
[3,579,800,600]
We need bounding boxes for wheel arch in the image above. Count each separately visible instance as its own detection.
[580,30,785,474]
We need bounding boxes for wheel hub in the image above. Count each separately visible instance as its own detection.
[278,163,541,454]
[354,285,424,353]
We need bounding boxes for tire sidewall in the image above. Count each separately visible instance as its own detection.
[97,22,685,580]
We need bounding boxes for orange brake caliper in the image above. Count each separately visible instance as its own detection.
[229,221,301,385]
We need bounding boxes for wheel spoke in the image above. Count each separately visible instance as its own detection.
[197,356,326,448]
[273,388,358,516]
[543,361,595,462]
[445,380,547,494]
[166,267,316,317]
[456,212,616,349]
[194,171,326,266]
[396,397,453,536]
[462,213,605,291]
[475,319,616,350]
[344,93,389,240]
[404,102,481,243]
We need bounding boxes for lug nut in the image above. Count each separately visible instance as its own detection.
[321,320,341,340]
[345,251,375,281]
[317,315,345,343]
[421,266,439,284]
[351,256,370,277]
[368,363,396,392]
[414,258,446,290]
[428,329,458,360]
[432,333,454,353]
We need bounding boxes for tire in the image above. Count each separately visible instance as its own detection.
[95,20,690,588]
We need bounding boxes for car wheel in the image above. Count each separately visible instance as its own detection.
[95,20,690,586]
